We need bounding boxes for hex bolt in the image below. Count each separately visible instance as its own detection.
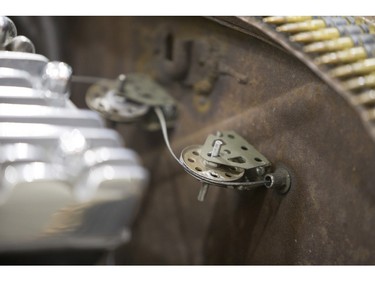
[197,183,209,202]
[211,139,223,157]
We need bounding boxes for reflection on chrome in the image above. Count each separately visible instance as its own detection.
[0,16,149,253]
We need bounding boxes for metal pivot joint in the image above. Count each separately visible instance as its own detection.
[85,73,177,130]
[179,131,291,202]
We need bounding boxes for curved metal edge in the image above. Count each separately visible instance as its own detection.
[209,16,375,144]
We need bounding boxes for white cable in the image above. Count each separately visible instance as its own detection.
[154,107,181,164]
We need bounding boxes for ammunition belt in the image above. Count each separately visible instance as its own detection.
[263,16,375,140]
[213,16,375,143]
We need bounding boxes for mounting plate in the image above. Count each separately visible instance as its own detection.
[200,131,270,169]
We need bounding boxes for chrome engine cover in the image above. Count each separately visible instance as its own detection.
[0,18,149,254]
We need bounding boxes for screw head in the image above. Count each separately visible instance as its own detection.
[42,61,72,99]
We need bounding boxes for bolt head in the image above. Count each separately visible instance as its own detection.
[42,61,72,99]
[0,17,17,45]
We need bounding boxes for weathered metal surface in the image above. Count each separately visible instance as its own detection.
[54,17,375,264]
[213,16,375,144]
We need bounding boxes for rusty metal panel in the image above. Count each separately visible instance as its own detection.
[58,16,375,264]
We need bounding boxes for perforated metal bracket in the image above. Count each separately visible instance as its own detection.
[85,73,177,130]
[200,130,270,169]
[179,130,291,201]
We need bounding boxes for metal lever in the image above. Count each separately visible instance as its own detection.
[85,76,292,202]
[179,130,291,202]
[85,73,178,131]
[152,108,292,202]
